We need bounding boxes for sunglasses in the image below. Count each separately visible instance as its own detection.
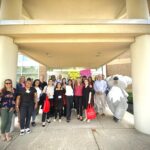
[5,82,12,85]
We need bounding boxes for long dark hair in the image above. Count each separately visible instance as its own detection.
[33,79,40,87]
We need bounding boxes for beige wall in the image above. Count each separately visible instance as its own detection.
[39,65,47,80]
[106,50,131,77]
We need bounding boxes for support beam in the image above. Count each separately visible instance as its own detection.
[14,37,135,44]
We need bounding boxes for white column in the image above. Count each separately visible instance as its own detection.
[130,35,150,134]
[0,36,18,88]
[126,0,149,19]
[0,0,22,20]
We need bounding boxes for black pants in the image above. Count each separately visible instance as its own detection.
[20,104,34,130]
[75,96,83,117]
[42,99,52,122]
[50,99,54,117]
[66,96,73,120]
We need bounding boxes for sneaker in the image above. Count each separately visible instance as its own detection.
[87,119,91,123]
[31,122,36,127]
[25,128,31,134]
[66,119,70,123]
[59,119,61,123]
[53,119,56,122]
[20,129,25,136]
[46,119,51,123]
[42,122,46,127]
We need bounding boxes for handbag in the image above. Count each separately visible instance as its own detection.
[86,104,96,120]
[43,96,50,113]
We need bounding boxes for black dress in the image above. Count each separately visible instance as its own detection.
[82,86,92,109]
[54,89,65,110]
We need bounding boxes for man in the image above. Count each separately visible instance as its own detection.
[16,80,38,136]
[94,74,107,116]
[39,75,47,90]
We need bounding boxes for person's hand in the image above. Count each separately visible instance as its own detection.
[15,106,19,113]
[9,107,14,112]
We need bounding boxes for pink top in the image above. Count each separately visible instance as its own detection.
[74,85,83,96]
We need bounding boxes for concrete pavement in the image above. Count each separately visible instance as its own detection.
[0,109,150,150]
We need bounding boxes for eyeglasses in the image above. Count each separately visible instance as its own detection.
[5,83,12,85]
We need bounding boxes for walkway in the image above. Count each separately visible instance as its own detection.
[0,109,150,150]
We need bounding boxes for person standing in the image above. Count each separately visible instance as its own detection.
[74,77,83,121]
[39,75,47,90]
[31,79,42,126]
[42,79,54,127]
[65,79,74,122]
[94,74,107,116]
[16,80,38,136]
[0,79,16,141]
[54,82,65,122]
[82,79,93,122]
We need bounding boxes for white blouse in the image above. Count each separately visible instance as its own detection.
[35,87,42,101]
[43,85,55,99]
[65,85,74,96]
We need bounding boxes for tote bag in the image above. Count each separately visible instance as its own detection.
[86,104,96,120]
[43,96,50,113]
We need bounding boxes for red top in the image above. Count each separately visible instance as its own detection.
[74,84,83,96]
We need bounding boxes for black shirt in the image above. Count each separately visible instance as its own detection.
[18,87,37,106]
[40,81,47,90]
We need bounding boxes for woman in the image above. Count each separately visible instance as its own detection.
[65,79,74,122]
[54,82,65,122]
[42,79,55,127]
[16,80,38,136]
[82,79,93,122]
[74,77,83,121]
[0,79,16,141]
[31,79,42,127]
[16,76,26,93]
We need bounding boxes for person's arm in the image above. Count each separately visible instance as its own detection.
[34,92,38,109]
[15,95,21,112]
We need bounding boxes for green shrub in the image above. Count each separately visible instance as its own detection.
[127,92,133,104]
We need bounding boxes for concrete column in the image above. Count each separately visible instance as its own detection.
[0,0,22,20]
[126,0,149,19]
[0,36,18,88]
[130,35,150,134]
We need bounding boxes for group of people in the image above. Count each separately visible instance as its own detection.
[0,73,131,141]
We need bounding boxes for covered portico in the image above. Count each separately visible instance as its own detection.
[0,0,150,137]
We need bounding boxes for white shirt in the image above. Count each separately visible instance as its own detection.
[94,80,107,93]
[65,85,74,96]
[43,85,55,99]
[35,87,42,101]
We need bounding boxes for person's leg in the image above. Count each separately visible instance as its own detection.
[75,96,80,118]
[25,105,33,130]
[0,109,8,140]
[31,107,36,125]
[79,96,83,119]
[5,111,14,141]
[58,108,62,122]
[42,112,46,126]
[66,96,70,121]
[69,96,73,120]
[20,106,27,130]
[100,94,106,115]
